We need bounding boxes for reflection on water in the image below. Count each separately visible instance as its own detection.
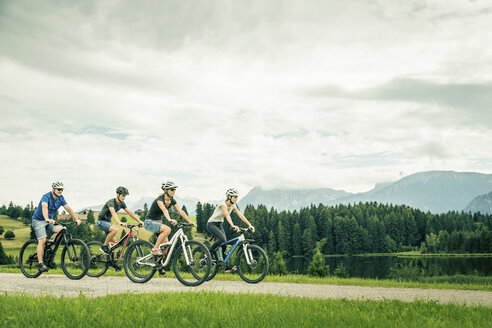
[286,255,492,279]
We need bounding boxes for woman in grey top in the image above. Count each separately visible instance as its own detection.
[206,188,255,268]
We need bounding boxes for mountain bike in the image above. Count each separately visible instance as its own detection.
[19,221,91,280]
[205,227,269,283]
[86,223,142,277]
[123,222,211,286]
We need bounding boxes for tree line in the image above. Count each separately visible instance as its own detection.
[196,201,492,257]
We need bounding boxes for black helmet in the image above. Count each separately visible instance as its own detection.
[116,186,129,195]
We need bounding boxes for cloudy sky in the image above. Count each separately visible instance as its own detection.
[1,0,492,210]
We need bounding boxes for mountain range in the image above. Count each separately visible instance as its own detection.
[79,171,492,215]
[238,171,492,214]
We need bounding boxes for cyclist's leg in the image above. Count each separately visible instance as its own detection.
[144,219,169,255]
[155,224,171,255]
[32,220,47,264]
[48,224,63,242]
[206,222,226,254]
[102,223,118,246]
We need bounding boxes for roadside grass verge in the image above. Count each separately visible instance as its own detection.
[2,266,491,292]
[0,292,491,328]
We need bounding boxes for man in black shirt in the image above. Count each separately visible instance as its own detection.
[96,186,144,254]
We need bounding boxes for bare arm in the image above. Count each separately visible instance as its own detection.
[63,205,81,225]
[233,207,255,232]
[157,201,176,225]
[173,204,195,226]
[41,202,54,224]
[221,205,240,232]
[109,207,126,227]
[124,208,143,224]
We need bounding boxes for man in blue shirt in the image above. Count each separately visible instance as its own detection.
[31,181,81,272]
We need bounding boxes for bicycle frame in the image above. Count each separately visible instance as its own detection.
[212,233,253,266]
[108,228,138,264]
[46,226,75,263]
[136,227,191,267]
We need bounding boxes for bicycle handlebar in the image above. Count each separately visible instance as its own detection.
[177,222,194,228]
[125,223,143,229]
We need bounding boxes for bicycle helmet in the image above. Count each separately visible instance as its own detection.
[52,181,64,189]
[161,180,178,190]
[226,188,239,197]
[116,186,129,195]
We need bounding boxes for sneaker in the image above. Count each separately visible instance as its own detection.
[158,267,166,275]
[113,264,121,272]
[151,248,162,256]
[100,245,110,255]
[38,263,49,272]
[225,265,237,273]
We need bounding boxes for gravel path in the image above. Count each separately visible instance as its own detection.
[1,273,491,306]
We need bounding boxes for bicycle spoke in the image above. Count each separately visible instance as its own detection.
[19,240,41,278]
[173,240,211,286]
[236,244,269,284]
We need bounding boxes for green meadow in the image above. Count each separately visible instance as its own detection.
[0,292,491,328]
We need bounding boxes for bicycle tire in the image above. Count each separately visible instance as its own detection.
[204,249,220,281]
[123,239,156,283]
[173,240,211,287]
[236,244,269,284]
[61,239,90,280]
[86,241,109,277]
[19,239,42,278]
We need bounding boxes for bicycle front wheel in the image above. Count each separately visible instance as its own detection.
[86,241,109,277]
[61,239,90,280]
[173,240,211,287]
[19,240,41,278]
[236,244,269,284]
[123,240,156,283]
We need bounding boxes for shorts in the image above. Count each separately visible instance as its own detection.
[144,219,162,234]
[96,220,112,233]
[32,219,56,240]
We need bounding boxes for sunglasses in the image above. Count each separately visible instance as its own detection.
[56,188,64,192]
[169,188,176,191]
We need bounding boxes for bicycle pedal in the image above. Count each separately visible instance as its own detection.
[158,268,166,276]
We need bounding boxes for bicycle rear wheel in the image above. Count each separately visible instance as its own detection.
[204,249,220,281]
[61,239,90,280]
[173,240,211,286]
[19,240,41,278]
[236,244,269,284]
[86,241,109,277]
[123,240,156,283]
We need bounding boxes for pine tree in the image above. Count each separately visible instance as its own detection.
[292,223,302,256]
[307,249,329,277]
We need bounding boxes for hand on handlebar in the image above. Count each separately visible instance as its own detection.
[248,225,255,233]
[120,222,128,228]
[169,219,177,226]
[232,225,240,232]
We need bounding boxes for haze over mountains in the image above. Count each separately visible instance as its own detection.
[238,171,492,214]
[79,171,492,215]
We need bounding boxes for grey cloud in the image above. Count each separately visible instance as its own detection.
[409,141,452,160]
[308,78,492,124]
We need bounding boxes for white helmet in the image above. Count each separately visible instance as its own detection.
[226,188,239,197]
[161,180,178,190]
[52,181,65,189]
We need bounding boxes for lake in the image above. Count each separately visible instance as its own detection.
[286,255,492,279]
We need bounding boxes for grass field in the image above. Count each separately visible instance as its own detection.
[0,292,490,328]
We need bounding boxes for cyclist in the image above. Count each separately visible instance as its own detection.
[144,180,195,256]
[31,181,81,272]
[96,186,144,256]
[206,188,255,271]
